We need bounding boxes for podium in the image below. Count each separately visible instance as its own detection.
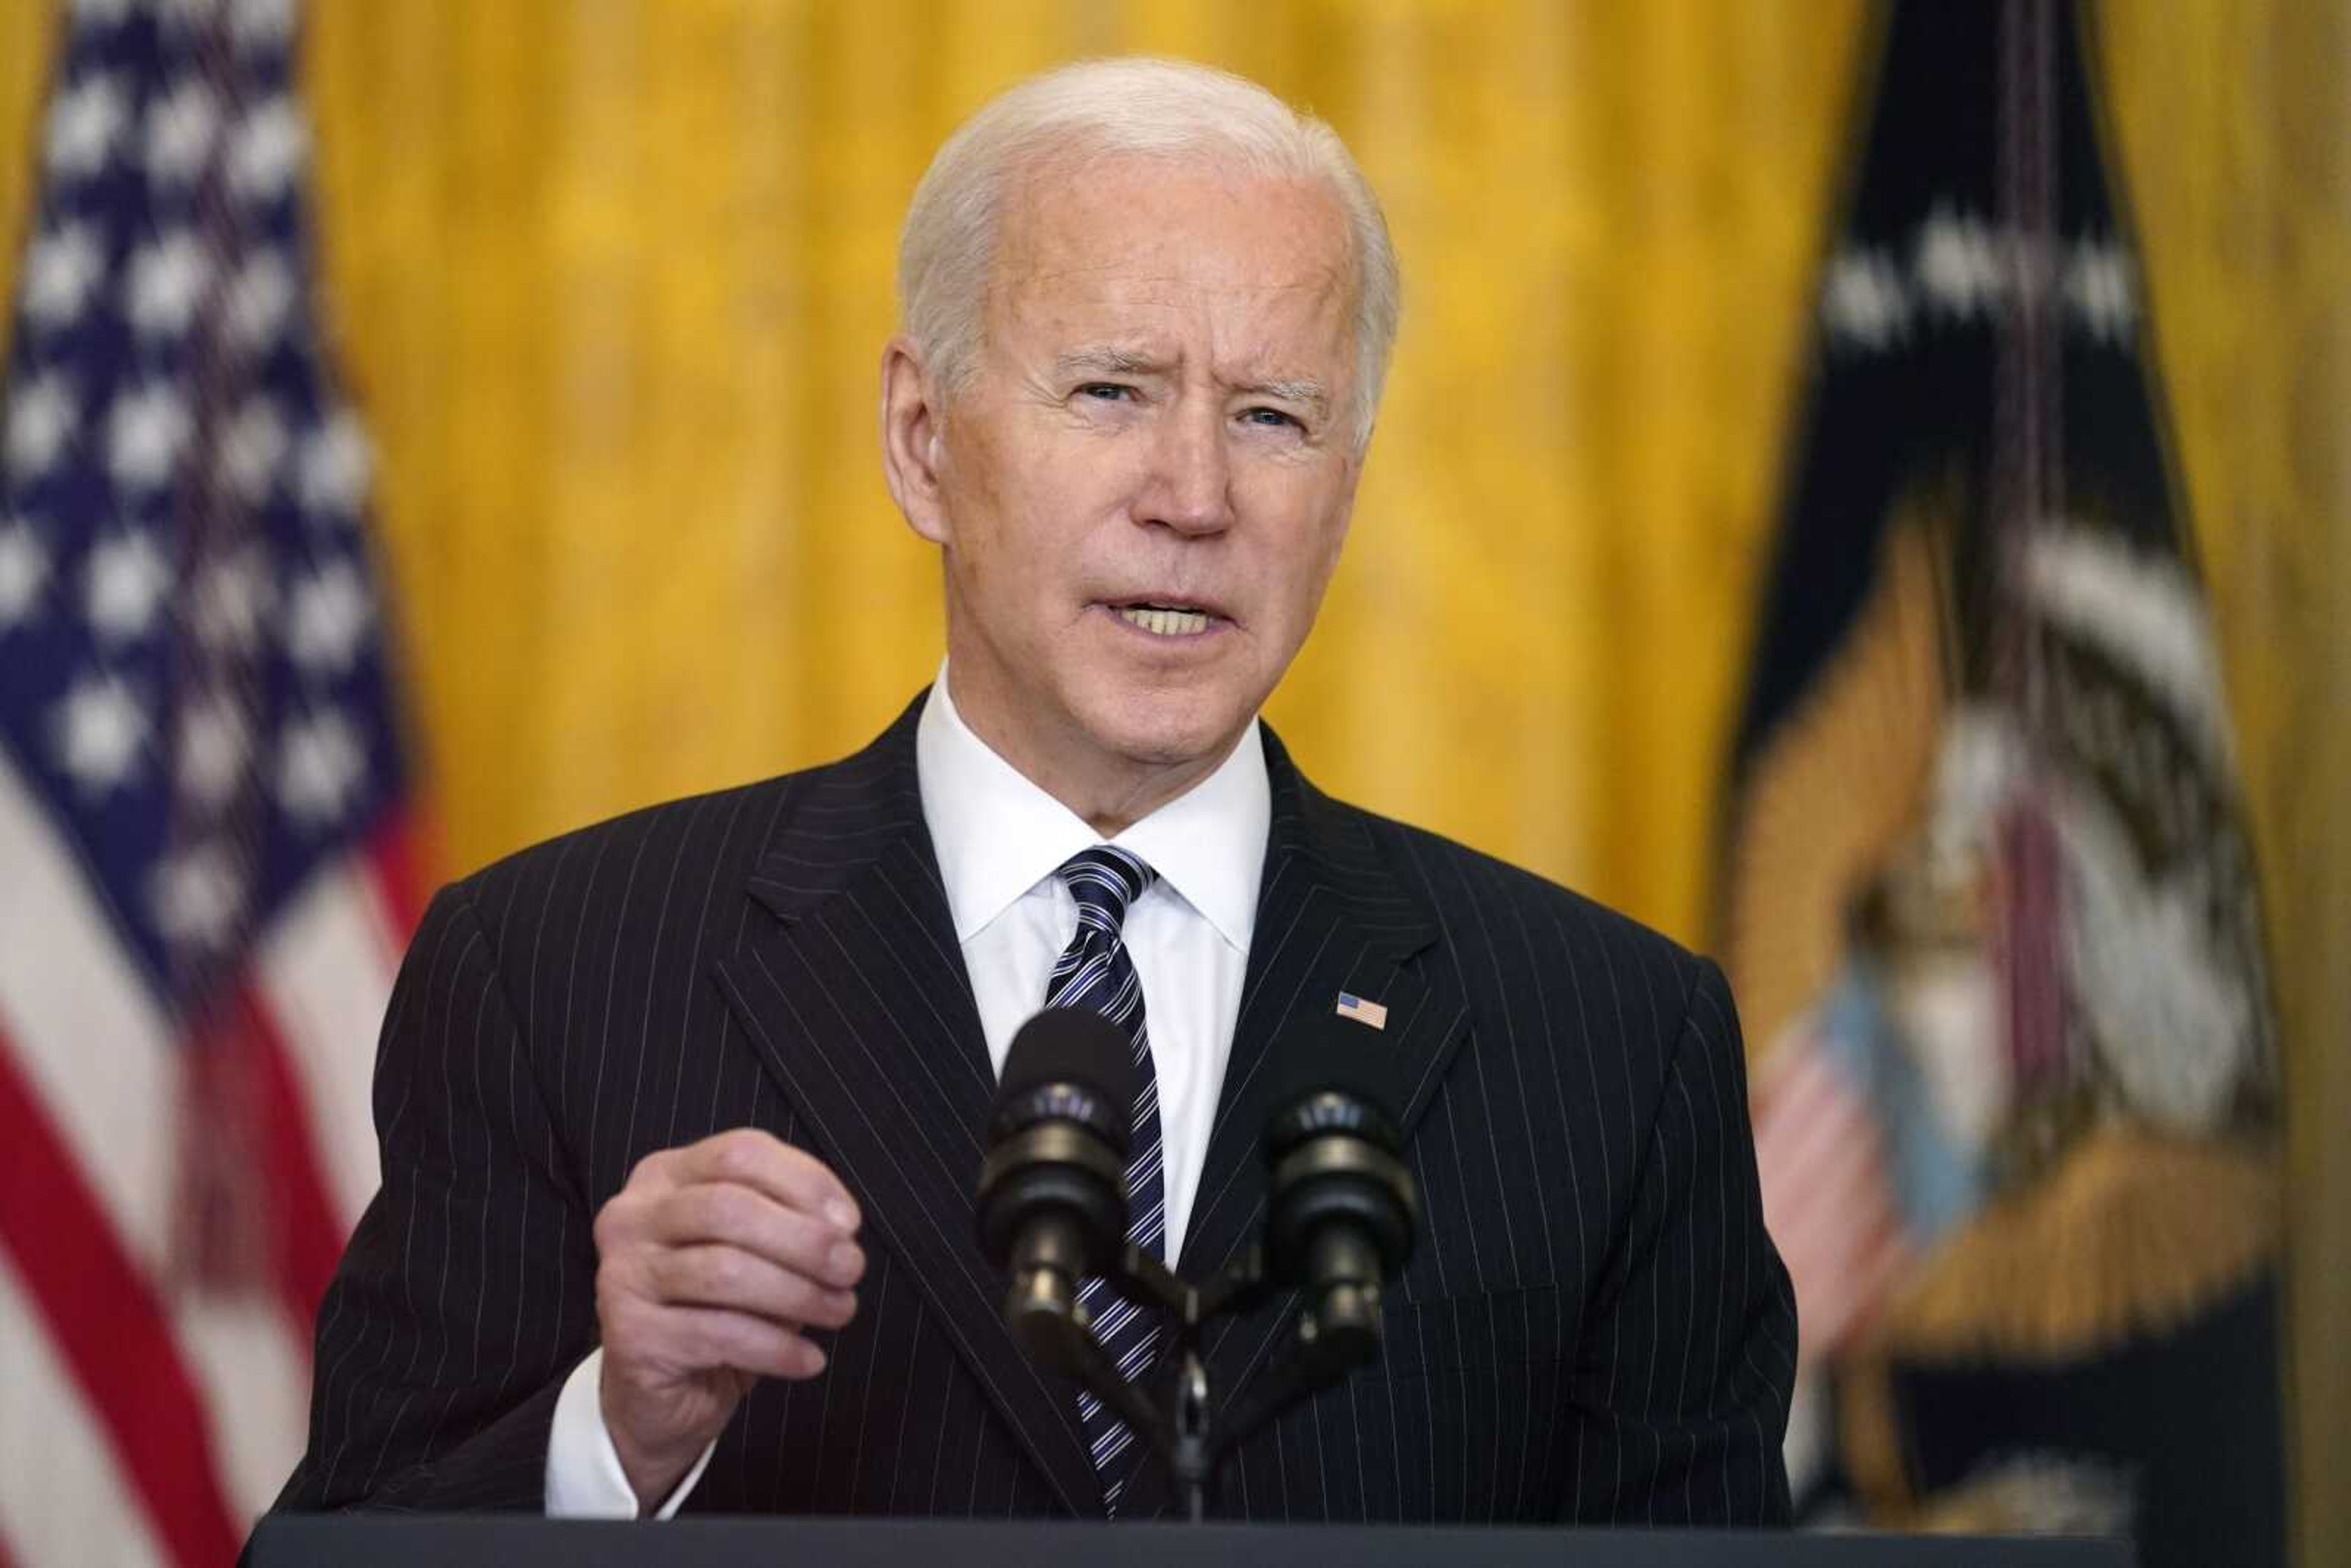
[248,1517,2132,1566]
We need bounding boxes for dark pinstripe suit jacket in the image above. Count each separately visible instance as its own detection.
[272,692,1795,1526]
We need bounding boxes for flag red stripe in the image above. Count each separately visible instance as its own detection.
[366,806,431,941]
[1760,1086,1874,1203]
[1792,1207,1906,1349]
[0,1032,241,1568]
[205,987,348,1338]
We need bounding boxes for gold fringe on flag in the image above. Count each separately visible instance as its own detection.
[1874,1125,2281,1364]
[1723,495,1957,1062]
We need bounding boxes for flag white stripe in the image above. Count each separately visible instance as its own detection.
[1752,1035,1912,1361]
[1771,1173,1890,1278]
[0,748,318,1530]
[0,1248,171,1568]
[255,851,403,1226]
[1757,1070,1876,1204]
[0,751,184,1272]
[176,1296,313,1523]
[1760,1105,1880,1242]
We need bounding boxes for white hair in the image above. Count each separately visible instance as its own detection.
[896,56,1401,447]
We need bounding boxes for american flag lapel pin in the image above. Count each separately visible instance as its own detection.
[1335,991,1389,1031]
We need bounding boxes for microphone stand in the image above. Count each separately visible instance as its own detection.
[986,1064,1412,1523]
[1005,1237,1387,1523]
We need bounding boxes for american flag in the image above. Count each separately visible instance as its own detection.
[0,2,421,1564]
[1747,1018,1908,1363]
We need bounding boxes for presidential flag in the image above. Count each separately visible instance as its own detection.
[1719,4,2284,1562]
[0,2,422,1563]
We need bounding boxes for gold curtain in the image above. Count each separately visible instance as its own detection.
[0,1,2341,1556]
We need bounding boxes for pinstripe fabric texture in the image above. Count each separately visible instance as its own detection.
[1046,847,1166,1513]
[268,691,1796,1528]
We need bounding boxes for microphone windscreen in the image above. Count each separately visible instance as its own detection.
[996,1006,1138,1108]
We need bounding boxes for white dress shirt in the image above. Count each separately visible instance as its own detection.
[546,666,1270,1516]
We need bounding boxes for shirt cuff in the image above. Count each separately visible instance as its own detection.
[544,1348,716,1519]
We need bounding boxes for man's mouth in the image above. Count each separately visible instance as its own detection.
[1111,601,1218,637]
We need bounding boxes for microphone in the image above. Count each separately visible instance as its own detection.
[975,1007,1138,1372]
[1261,1059,1416,1376]
[975,1009,1417,1513]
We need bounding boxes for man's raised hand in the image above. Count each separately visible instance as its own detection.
[591,1128,864,1509]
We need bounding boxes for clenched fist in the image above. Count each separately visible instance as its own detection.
[591,1128,866,1507]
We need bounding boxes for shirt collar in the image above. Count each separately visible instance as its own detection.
[915,661,1269,953]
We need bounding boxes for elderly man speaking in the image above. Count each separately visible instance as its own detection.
[271,57,1794,1529]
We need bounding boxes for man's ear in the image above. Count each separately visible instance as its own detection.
[880,336,951,546]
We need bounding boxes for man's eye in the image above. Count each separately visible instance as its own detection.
[1076,383,1135,403]
[1240,407,1302,430]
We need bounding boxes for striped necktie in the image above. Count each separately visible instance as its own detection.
[1045,846,1164,1514]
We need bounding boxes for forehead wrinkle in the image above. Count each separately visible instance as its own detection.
[986,172,1360,405]
[992,153,1359,296]
[1054,345,1166,377]
[1239,377,1330,414]
[1014,266,1336,312]
[1051,336,1332,413]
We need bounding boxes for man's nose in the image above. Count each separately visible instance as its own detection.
[1137,400,1235,536]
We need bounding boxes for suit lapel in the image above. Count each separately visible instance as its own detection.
[1123,730,1472,1518]
[710,694,1104,1518]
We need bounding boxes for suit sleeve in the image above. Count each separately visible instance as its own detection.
[1562,957,1798,1526]
[269,877,600,1512]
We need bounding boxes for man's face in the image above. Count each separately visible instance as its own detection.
[902,154,1365,801]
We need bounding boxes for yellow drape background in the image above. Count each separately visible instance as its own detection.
[1,1,2341,1556]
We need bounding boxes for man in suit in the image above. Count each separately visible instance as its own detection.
[272,56,1795,1527]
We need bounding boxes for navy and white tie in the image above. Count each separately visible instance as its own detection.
[1045,846,1164,1514]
